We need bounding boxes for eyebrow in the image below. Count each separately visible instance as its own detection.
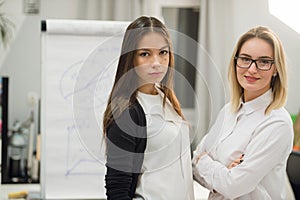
[137,45,169,51]
[239,53,273,59]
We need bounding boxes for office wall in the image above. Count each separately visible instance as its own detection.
[0,0,41,129]
[0,0,299,130]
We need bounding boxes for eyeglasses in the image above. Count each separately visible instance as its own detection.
[235,56,275,71]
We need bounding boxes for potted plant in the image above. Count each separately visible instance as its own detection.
[0,0,14,48]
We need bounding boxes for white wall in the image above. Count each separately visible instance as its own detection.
[0,0,41,129]
[0,0,299,130]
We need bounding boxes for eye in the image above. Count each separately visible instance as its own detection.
[160,50,169,55]
[139,52,150,57]
[258,59,272,65]
[240,57,251,63]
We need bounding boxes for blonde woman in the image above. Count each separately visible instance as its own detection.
[193,26,293,199]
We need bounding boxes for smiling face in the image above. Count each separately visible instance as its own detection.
[236,37,277,102]
[134,32,170,94]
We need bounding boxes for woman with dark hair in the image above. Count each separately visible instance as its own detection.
[103,16,195,200]
[193,26,293,199]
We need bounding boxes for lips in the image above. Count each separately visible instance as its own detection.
[245,75,260,82]
[149,72,162,76]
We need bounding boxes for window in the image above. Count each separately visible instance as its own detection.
[268,0,300,34]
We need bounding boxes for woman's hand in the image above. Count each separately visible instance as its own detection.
[227,154,244,169]
[193,152,208,164]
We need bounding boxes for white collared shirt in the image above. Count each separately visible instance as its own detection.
[193,90,294,200]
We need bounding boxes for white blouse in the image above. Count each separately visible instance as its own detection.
[134,88,194,200]
[193,90,294,200]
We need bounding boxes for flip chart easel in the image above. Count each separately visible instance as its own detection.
[41,19,129,199]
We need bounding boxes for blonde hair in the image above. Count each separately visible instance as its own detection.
[228,26,288,114]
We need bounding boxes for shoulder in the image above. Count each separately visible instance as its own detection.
[268,107,293,127]
[223,102,232,112]
[106,100,147,152]
[257,107,294,142]
[128,100,146,126]
[108,100,146,132]
[215,102,232,119]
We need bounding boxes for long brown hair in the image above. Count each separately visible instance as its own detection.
[228,26,288,114]
[103,16,183,134]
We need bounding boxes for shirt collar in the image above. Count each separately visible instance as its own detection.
[238,89,273,115]
[137,84,182,121]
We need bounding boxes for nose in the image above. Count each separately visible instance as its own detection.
[151,55,161,68]
[248,61,258,73]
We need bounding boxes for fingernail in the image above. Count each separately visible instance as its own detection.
[240,159,244,163]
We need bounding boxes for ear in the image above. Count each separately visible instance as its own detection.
[273,68,278,77]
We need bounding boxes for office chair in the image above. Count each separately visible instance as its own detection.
[287,151,300,199]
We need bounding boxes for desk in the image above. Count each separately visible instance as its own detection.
[0,184,40,200]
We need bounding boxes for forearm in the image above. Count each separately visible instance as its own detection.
[105,167,133,200]
[194,154,251,198]
[193,162,214,191]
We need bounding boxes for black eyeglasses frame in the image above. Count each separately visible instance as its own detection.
[234,56,275,71]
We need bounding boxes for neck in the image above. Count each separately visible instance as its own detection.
[138,84,158,95]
